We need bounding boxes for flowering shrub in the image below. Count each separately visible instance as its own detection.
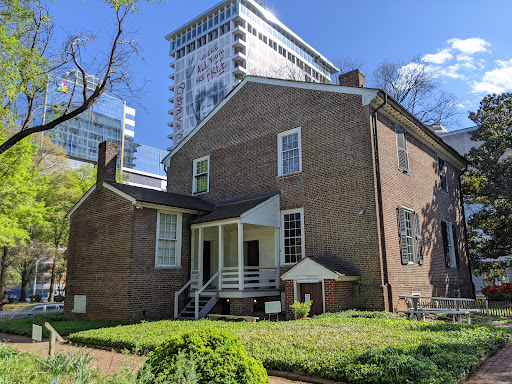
[482,283,512,301]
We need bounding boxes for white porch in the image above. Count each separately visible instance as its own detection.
[174,193,281,319]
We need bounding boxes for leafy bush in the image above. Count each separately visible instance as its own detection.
[69,314,510,384]
[146,328,269,384]
[290,300,312,318]
[0,343,19,360]
[482,283,512,301]
[29,294,42,303]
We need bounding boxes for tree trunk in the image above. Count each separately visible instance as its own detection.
[20,267,29,302]
[48,252,57,303]
[0,247,8,300]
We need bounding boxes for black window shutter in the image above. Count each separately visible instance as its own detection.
[398,207,409,265]
[452,225,460,268]
[441,221,450,268]
[415,212,423,265]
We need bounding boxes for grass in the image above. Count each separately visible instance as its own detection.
[0,312,124,338]
[0,343,153,384]
[68,310,511,384]
[1,302,38,312]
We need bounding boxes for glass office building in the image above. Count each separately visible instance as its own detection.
[165,0,339,148]
[45,73,167,190]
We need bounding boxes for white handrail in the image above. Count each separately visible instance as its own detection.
[195,271,219,319]
[174,272,198,318]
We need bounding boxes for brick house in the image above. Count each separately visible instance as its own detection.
[65,72,474,322]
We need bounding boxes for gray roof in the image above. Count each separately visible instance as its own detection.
[105,182,215,212]
[193,190,279,224]
[309,252,360,276]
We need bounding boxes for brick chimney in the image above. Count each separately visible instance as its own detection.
[97,141,118,182]
[338,69,365,87]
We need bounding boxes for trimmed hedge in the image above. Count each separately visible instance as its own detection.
[146,328,269,384]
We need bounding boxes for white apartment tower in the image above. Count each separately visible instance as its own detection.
[166,0,339,147]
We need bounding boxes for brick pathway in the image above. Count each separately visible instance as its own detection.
[465,340,512,384]
[0,332,303,383]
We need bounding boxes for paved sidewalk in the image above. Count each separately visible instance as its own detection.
[0,332,304,383]
[465,340,512,384]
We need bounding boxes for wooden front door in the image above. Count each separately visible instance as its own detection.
[300,283,323,316]
[247,241,259,266]
[203,241,211,286]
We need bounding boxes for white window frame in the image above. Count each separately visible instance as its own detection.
[280,208,305,265]
[192,155,210,194]
[398,206,423,266]
[438,156,448,193]
[155,210,182,268]
[445,221,457,269]
[277,127,302,176]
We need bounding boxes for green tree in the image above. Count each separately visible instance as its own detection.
[462,93,512,279]
[0,128,47,294]
[0,0,160,155]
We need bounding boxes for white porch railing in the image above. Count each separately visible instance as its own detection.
[174,272,198,319]
[220,266,278,290]
[195,271,219,319]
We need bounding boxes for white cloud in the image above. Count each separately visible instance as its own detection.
[448,38,491,54]
[472,58,512,93]
[422,49,453,64]
[436,64,465,79]
[456,54,473,62]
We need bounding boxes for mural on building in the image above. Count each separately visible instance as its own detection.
[173,38,230,144]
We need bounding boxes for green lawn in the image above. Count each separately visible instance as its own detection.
[1,302,38,312]
[0,312,124,338]
[68,311,511,384]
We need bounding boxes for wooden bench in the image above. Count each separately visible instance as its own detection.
[397,309,477,324]
[207,314,259,322]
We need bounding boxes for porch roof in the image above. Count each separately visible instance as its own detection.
[105,181,215,212]
[281,253,360,281]
[193,190,280,225]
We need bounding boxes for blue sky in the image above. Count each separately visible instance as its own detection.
[51,0,512,150]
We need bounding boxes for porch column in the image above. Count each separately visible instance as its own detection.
[275,227,280,289]
[238,222,244,290]
[198,227,204,290]
[218,224,224,290]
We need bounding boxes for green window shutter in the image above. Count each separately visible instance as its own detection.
[452,225,460,268]
[398,206,409,265]
[395,126,409,173]
[441,221,451,268]
[414,212,423,265]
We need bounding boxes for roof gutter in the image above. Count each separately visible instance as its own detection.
[376,90,467,168]
[371,94,394,312]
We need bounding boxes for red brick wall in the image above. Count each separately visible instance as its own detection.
[129,209,194,322]
[284,280,294,319]
[168,83,385,310]
[65,184,133,321]
[375,112,473,310]
[230,297,253,316]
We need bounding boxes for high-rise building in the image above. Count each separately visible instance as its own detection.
[44,72,167,190]
[166,0,339,147]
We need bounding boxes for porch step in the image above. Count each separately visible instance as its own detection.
[177,296,218,320]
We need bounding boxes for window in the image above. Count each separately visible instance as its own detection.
[441,221,458,268]
[193,156,209,193]
[281,208,304,265]
[156,212,182,267]
[398,206,423,265]
[395,125,409,173]
[277,128,302,176]
[438,156,448,192]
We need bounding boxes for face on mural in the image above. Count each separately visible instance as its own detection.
[199,96,215,121]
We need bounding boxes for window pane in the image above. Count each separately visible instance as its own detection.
[283,211,302,264]
[196,174,208,192]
